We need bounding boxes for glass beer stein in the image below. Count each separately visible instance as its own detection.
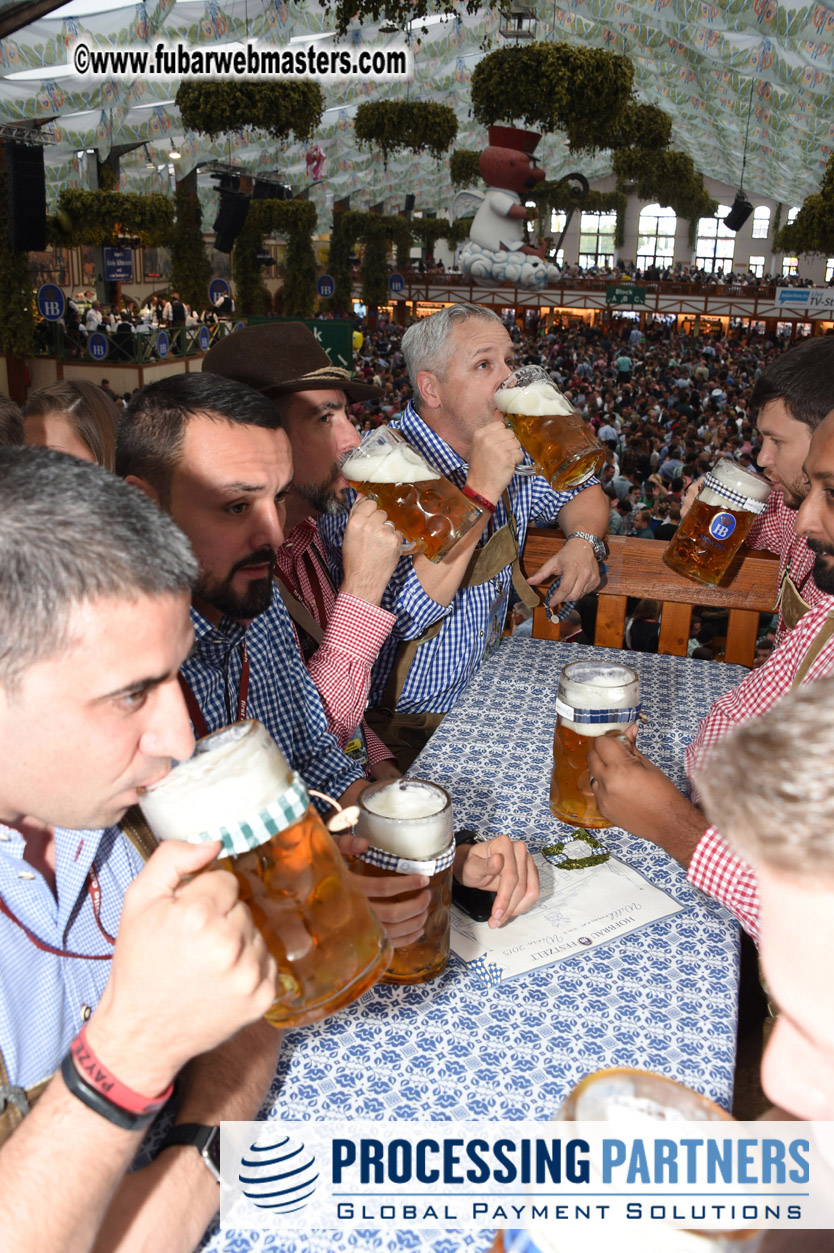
[549,661,641,829]
[663,460,771,587]
[138,720,392,1029]
[351,779,455,985]
[495,365,605,490]
[492,1071,760,1253]
[341,426,483,563]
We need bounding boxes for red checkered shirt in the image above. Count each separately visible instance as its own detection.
[745,487,824,645]
[685,597,834,942]
[274,517,397,768]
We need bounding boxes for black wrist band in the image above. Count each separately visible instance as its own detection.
[60,1052,158,1132]
[454,828,480,847]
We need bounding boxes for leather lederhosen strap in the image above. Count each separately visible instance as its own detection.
[274,575,324,649]
[777,565,812,635]
[791,613,834,689]
[368,493,541,769]
[0,808,159,1147]
[0,1051,50,1147]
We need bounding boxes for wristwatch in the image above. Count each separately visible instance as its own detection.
[158,1122,221,1183]
[565,531,608,562]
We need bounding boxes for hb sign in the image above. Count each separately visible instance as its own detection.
[37,284,66,322]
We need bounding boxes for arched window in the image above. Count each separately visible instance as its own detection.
[695,207,736,274]
[636,203,676,269]
[578,210,616,269]
[549,209,566,266]
[751,206,770,240]
[787,206,801,225]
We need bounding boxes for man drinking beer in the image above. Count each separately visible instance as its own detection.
[321,303,609,767]
[0,447,281,1253]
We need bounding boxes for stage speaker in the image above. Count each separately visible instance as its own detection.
[723,193,754,232]
[213,190,250,253]
[6,143,46,251]
[404,193,415,212]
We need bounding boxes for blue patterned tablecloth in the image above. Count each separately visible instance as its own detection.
[205,639,747,1253]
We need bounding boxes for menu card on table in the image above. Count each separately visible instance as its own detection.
[450,845,683,985]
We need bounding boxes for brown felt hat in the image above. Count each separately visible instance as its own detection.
[202,321,381,403]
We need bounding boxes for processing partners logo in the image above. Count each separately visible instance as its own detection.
[237,1131,319,1215]
[220,1119,834,1234]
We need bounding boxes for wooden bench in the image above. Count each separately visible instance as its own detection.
[520,531,781,668]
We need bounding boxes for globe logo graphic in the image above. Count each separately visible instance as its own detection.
[238,1133,319,1212]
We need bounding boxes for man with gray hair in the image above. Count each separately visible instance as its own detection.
[0,448,280,1252]
[321,302,608,766]
[696,677,834,1123]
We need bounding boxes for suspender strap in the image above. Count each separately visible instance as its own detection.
[378,491,541,713]
[0,1048,51,1147]
[118,806,159,862]
[273,574,325,645]
[458,491,539,609]
[791,614,834,689]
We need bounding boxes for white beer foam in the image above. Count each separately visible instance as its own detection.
[341,442,435,484]
[558,661,640,738]
[495,378,574,417]
[358,781,451,859]
[139,720,293,842]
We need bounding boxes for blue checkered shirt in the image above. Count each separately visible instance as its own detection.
[181,596,363,808]
[0,823,142,1089]
[320,403,588,714]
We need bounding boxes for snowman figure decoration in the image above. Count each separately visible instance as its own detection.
[454,126,560,290]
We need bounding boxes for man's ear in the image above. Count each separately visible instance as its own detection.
[416,369,442,411]
[125,474,160,505]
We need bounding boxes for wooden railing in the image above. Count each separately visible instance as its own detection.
[520,531,781,668]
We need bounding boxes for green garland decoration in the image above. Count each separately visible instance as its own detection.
[612,148,715,241]
[337,211,412,307]
[450,150,483,188]
[775,156,834,255]
[534,186,628,250]
[471,42,634,153]
[444,216,475,250]
[323,210,353,316]
[541,829,609,871]
[48,188,174,248]
[176,83,323,142]
[354,101,457,166]
[319,0,513,39]
[232,214,270,318]
[233,199,318,318]
[598,101,672,154]
[170,177,211,311]
[0,168,34,358]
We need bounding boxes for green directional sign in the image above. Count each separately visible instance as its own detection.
[606,284,647,306]
[247,317,355,372]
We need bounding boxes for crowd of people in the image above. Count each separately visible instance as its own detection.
[46,290,235,364]
[2,305,834,1251]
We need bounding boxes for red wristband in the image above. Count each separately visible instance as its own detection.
[70,1027,174,1116]
[461,485,496,515]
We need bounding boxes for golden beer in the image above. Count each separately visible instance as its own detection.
[139,721,392,1029]
[496,366,605,491]
[354,779,454,985]
[550,723,614,829]
[342,428,483,563]
[549,662,640,829]
[350,857,454,984]
[221,807,393,1027]
[663,461,771,588]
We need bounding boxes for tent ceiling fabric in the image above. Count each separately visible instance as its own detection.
[0,0,831,226]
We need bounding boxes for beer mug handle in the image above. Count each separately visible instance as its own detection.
[401,538,418,554]
[514,463,538,476]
